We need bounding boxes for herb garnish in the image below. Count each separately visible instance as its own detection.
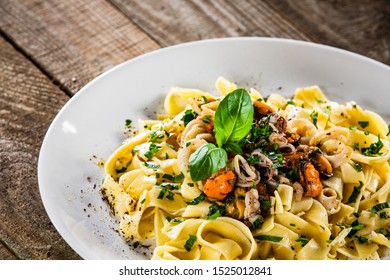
[189,143,228,182]
[361,135,383,156]
[352,161,363,172]
[207,202,226,220]
[125,119,132,127]
[254,235,283,242]
[203,115,212,124]
[310,111,319,128]
[184,235,197,252]
[162,172,184,182]
[148,130,164,143]
[251,217,264,230]
[157,187,175,200]
[371,202,389,214]
[296,235,309,246]
[356,235,369,244]
[166,217,183,223]
[214,89,254,147]
[347,181,363,204]
[358,121,369,128]
[189,89,253,181]
[145,143,161,159]
[186,193,206,205]
[144,162,159,170]
[181,109,198,126]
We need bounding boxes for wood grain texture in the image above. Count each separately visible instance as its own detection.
[0,0,160,94]
[266,0,390,65]
[0,242,17,260]
[110,0,312,46]
[0,36,81,259]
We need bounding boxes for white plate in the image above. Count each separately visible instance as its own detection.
[38,37,390,259]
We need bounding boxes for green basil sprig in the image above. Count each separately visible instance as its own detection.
[214,88,254,148]
[189,89,254,181]
[189,143,227,182]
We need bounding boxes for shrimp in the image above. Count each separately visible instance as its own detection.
[203,170,236,200]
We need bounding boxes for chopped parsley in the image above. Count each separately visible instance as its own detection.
[260,200,271,209]
[115,166,128,173]
[371,202,389,214]
[201,96,209,105]
[356,235,368,244]
[125,119,132,127]
[246,154,260,164]
[186,193,206,205]
[296,235,309,246]
[352,142,360,151]
[157,187,175,200]
[310,111,319,128]
[379,212,388,219]
[145,143,161,159]
[157,188,167,199]
[349,125,357,131]
[148,130,164,143]
[166,217,183,223]
[338,220,366,238]
[144,162,159,170]
[347,181,363,204]
[352,161,363,172]
[207,202,226,220]
[184,235,197,251]
[361,135,383,156]
[379,228,390,237]
[140,198,146,204]
[181,109,198,126]
[326,234,335,243]
[250,217,264,230]
[254,235,283,242]
[160,182,181,189]
[162,172,184,182]
[286,100,295,106]
[203,115,212,124]
[358,121,369,128]
[387,124,390,136]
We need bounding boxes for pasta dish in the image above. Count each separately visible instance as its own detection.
[101,77,390,260]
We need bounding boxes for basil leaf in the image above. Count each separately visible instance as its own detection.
[214,89,254,147]
[189,143,228,181]
[223,141,243,155]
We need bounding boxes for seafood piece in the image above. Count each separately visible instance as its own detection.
[203,170,236,200]
[299,160,322,197]
[225,187,246,220]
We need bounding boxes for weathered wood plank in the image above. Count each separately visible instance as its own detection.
[266,0,390,65]
[0,242,18,260]
[0,0,160,94]
[0,36,80,259]
[109,0,312,46]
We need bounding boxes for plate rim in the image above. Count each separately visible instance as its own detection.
[37,37,390,259]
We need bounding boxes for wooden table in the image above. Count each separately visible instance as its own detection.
[0,0,389,260]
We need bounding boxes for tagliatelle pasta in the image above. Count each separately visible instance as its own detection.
[101,77,390,260]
